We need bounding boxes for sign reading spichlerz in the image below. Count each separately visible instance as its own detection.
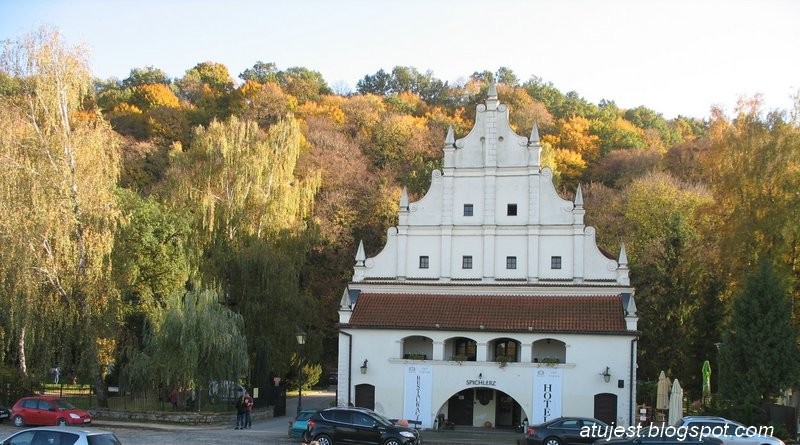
[465,379,496,386]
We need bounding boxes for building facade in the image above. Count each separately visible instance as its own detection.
[336,86,639,429]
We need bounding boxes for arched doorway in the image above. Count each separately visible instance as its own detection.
[593,393,617,425]
[441,388,522,428]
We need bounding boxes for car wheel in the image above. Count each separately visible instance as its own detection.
[315,434,334,445]
[13,415,24,427]
[57,418,68,427]
[544,437,562,445]
[384,439,402,445]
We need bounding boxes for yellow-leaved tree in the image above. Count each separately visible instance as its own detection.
[0,26,121,406]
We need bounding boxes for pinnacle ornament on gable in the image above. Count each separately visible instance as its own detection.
[355,240,366,266]
[529,121,540,145]
[618,243,628,267]
[574,184,584,208]
[445,125,455,147]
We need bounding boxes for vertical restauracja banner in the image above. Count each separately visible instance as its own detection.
[403,365,432,427]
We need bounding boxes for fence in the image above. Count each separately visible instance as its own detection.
[0,379,287,417]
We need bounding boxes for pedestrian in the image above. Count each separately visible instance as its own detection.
[235,390,246,429]
[243,390,253,429]
[170,387,179,411]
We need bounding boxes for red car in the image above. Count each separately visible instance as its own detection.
[11,396,92,427]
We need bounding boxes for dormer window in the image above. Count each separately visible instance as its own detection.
[551,256,562,269]
[463,204,474,216]
[507,204,517,216]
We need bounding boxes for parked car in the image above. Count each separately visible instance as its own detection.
[304,406,420,445]
[1,426,121,445]
[10,396,92,427]
[526,417,609,445]
[0,406,10,422]
[674,416,785,445]
[289,409,318,438]
[595,432,723,445]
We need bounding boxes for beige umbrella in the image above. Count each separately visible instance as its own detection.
[656,371,671,410]
[667,378,684,425]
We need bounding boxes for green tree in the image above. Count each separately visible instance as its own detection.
[239,61,279,84]
[122,66,171,88]
[162,115,320,389]
[718,259,799,422]
[122,288,249,391]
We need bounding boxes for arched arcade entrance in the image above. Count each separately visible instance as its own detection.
[436,387,524,429]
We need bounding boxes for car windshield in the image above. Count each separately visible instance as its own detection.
[51,399,76,410]
[367,410,394,427]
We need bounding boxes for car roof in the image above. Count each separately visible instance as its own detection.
[15,426,116,435]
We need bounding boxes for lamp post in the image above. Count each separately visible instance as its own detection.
[296,332,306,415]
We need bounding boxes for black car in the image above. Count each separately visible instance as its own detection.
[526,417,609,445]
[0,405,9,422]
[304,406,421,445]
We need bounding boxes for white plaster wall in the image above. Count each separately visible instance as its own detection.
[344,328,636,426]
[539,235,574,279]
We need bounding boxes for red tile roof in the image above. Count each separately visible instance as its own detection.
[345,293,631,334]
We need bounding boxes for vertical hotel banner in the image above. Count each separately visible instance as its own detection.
[532,368,562,424]
[403,365,432,428]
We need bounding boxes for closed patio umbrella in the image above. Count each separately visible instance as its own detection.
[667,378,683,425]
[656,371,671,410]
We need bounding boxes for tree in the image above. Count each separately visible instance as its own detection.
[239,61,279,84]
[0,26,121,405]
[122,288,249,391]
[176,61,234,124]
[162,116,320,389]
[718,259,799,422]
[122,66,170,88]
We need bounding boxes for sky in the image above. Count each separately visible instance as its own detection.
[1,0,798,119]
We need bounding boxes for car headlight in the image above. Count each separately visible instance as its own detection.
[400,431,416,438]
[69,413,80,419]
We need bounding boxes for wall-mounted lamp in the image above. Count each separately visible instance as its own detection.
[478,373,483,380]
[601,366,611,383]
[360,359,368,374]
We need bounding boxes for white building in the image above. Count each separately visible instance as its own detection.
[336,86,639,429]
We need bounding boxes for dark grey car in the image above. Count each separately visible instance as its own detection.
[304,407,420,445]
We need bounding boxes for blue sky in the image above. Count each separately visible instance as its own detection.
[1,0,798,119]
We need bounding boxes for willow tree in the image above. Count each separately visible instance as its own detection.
[162,115,319,391]
[122,288,249,392]
[0,27,121,405]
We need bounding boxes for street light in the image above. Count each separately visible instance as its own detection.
[296,332,306,415]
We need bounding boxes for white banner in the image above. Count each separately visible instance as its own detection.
[532,368,562,423]
[403,365,432,428]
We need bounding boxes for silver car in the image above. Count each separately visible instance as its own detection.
[674,416,785,445]
[1,426,122,445]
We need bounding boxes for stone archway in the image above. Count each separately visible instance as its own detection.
[436,387,523,429]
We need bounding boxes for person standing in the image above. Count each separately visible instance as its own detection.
[170,387,179,411]
[243,390,253,429]
[235,391,246,429]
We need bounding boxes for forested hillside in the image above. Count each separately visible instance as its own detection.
[1,28,798,415]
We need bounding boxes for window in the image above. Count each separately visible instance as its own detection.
[551,256,562,269]
[507,204,517,216]
[463,204,474,216]
[462,255,473,269]
[419,256,429,269]
[506,256,517,269]
[494,338,518,362]
[454,338,477,361]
